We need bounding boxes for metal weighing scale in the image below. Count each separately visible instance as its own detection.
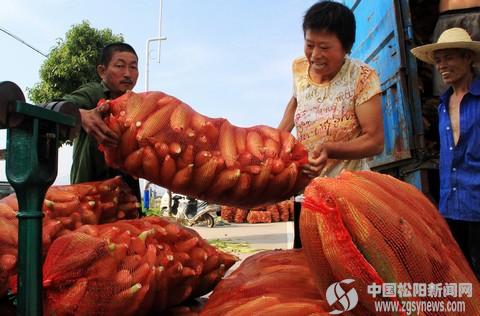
[0,81,81,316]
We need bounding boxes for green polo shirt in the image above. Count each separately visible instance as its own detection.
[63,82,141,200]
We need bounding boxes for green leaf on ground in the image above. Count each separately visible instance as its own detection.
[207,238,260,254]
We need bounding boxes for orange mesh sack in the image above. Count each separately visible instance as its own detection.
[0,197,71,298]
[246,210,272,224]
[0,265,9,299]
[4,176,139,230]
[276,200,290,222]
[41,217,237,316]
[233,208,248,223]
[200,249,329,315]
[42,176,140,226]
[300,170,480,315]
[1,178,139,299]
[265,204,280,222]
[220,206,236,222]
[0,198,67,297]
[98,91,310,208]
[0,203,17,297]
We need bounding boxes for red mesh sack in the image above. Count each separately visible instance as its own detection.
[0,199,67,298]
[0,203,17,297]
[0,203,17,256]
[0,265,9,299]
[0,200,65,297]
[200,249,329,315]
[220,206,235,222]
[266,204,280,222]
[41,217,237,316]
[98,91,310,208]
[300,170,480,315]
[1,194,18,210]
[233,208,248,223]
[0,177,139,299]
[277,200,291,222]
[42,176,140,225]
[4,176,139,230]
[246,210,272,224]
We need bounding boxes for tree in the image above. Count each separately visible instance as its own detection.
[28,21,123,104]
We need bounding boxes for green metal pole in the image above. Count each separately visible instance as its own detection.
[16,189,45,316]
[7,118,59,316]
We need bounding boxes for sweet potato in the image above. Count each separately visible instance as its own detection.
[99,91,310,208]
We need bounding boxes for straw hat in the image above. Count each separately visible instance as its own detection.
[411,28,480,65]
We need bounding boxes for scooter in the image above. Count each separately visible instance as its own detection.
[170,195,219,228]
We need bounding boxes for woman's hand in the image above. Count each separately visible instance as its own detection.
[302,143,328,178]
[79,101,118,147]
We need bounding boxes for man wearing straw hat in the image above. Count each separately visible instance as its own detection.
[411,27,480,279]
[432,0,480,96]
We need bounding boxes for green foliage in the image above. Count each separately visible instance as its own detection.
[28,21,123,104]
[207,239,259,254]
[143,207,162,217]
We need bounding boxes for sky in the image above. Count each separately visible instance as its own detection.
[1,0,318,186]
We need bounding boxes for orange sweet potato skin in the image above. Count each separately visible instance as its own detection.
[100,91,310,208]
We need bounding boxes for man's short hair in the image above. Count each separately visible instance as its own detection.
[303,1,356,53]
[100,42,138,66]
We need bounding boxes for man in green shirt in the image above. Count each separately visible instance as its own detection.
[63,42,141,200]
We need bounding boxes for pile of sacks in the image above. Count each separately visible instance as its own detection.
[196,171,480,315]
[220,199,294,224]
[0,178,237,315]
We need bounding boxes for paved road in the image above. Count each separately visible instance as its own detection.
[191,221,295,271]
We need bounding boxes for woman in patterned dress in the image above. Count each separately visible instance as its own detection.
[278,1,384,247]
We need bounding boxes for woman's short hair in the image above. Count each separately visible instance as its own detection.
[303,1,356,53]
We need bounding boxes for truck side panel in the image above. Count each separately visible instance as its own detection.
[346,0,415,168]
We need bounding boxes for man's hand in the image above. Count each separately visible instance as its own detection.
[79,102,118,147]
[302,143,328,178]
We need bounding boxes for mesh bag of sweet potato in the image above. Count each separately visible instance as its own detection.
[3,181,237,315]
[0,203,17,297]
[40,217,237,316]
[300,170,480,315]
[98,91,311,208]
[200,249,329,315]
[0,177,139,298]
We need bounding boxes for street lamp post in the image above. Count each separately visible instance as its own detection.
[145,36,167,91]
[144,0,168,212]
[145,0,167,91]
